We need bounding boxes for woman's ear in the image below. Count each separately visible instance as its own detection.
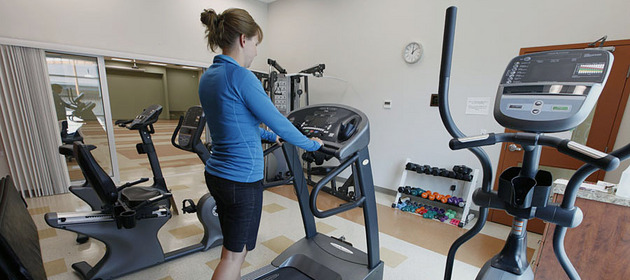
[239,34,247,48]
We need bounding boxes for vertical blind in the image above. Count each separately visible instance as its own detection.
[0,44,69,197]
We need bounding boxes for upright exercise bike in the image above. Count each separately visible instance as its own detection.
[45,106,223,280]
[437,6,630,280]
[66,104,176,214]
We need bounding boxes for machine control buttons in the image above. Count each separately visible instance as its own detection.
[532,109,540,115]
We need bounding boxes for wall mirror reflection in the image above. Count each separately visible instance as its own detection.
[46,52,114,181]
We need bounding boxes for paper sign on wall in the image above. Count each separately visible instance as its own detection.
[465,97,491,115]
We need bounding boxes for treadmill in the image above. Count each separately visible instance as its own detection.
[244,104,384,280]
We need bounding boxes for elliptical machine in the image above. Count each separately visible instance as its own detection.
[437,6,630,280]
[44,106,223,280]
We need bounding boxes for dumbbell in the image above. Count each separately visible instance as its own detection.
[438,168,449,177]
[405,162,417,171]
[453,165,472,174]
[430,167,440,176]
[423,165,432,174]
[416,165,427,174]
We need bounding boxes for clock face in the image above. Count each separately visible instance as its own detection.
[403,42,422,64]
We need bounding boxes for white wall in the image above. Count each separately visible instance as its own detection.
[1,0,629,190]
[267,0,630,190]
[0,0,270,70]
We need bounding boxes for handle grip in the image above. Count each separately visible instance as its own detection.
[449,133,496,150]
[451,132,620,171]
[557,140,620,171]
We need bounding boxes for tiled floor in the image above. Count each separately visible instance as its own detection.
[26,120,542,279]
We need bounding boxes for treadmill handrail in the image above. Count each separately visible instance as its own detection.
[450,132,620,171]
[263,143,281,157]
[309,153,365,218]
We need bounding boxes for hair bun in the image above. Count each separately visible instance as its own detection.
[200,8,217,26]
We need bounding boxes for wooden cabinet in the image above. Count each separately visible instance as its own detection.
[534,193,630,279]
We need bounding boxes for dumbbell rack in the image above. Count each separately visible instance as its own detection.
[392,158,479,227]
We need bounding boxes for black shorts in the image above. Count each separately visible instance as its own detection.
[204,172,263,252]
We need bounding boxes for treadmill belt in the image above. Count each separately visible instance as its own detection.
[257,267,313,280]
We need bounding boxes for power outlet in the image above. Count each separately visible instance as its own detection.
[430,94,439,107]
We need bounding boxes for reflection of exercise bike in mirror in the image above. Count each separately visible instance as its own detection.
[438,7,630,280]
[52,84,98,123]
[45,105,223,280]
[53,84,97,155]
[63,105,179,244]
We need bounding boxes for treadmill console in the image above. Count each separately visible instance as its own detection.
[176,106,205,150]
[128,104,163,130]
[494,49,612,132]
[287,104,369,159]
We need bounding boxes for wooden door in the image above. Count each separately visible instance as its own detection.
[489,40,630,234]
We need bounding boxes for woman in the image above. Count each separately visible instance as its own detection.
[199,8,323,280]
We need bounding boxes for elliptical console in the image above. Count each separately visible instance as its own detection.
[494,50,612,132]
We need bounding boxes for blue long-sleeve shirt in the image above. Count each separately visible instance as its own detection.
[199,55,321,183]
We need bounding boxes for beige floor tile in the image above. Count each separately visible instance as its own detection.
[262,203,286,214]
[168,224,204,239]
[38,228,57,239]
[28,206,50,215]
[262,236,294,254]
[380,247,408,268]
[316,221,337,235]
[169,184,189,191]
[43,258,67,277]
[206,259,251,270]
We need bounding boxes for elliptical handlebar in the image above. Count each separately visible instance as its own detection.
[438,6,496,280]
[450,133,620,171]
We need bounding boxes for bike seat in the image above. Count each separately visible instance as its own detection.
[121,187,164,208]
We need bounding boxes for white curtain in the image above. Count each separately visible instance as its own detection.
[0,44,70,197]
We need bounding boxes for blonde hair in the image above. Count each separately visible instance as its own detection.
[200,8,263,52]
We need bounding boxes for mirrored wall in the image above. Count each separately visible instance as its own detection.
[46,53,117,181]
